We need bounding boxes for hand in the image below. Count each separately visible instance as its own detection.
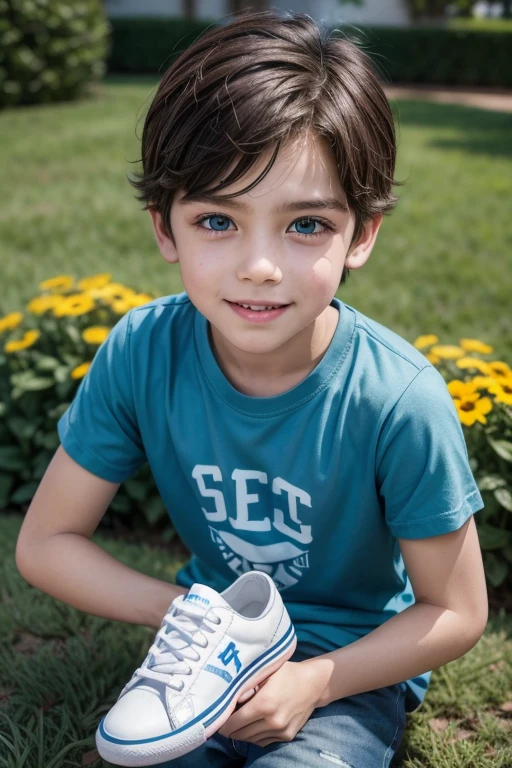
[217,660,325,747]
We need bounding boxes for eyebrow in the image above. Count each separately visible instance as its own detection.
[178,193,349,214]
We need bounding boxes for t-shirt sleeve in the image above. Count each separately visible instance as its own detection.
[376,365,484,539]
[57,309,147,482]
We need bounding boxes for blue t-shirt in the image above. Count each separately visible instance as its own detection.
[57,292,484,713]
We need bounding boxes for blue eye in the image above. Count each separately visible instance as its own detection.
[293,217,329,237]
[194,214,334,238]
[197,214,232,233]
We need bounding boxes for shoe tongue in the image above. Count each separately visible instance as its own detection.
[149,583,230,679]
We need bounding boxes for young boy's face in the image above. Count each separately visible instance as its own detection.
[149,130,382,390]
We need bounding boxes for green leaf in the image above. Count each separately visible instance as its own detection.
[477,474,507,492]
[109,494,132,514]
[33,430,60,451]
[143,495,167,526]
[160,527,176,544]
[32,450,52,480]
[9,373,54,392]
[487,437,512,463]
[477,523,511,550]
[483,551,509,588]
[41,432,59,451]
[11,387,24,401]
[10,371,33,386]
[6,416,40,440]
[0,472,14,508]
[495,488,512,513]
[0,445,26,471]
[65,325,82,345]
[477,475,507,491]
[47,402,70,420]
[123,478,148,501]
[10,480,39,504]
[54,366,72,383]
[503,545,512,565]
[34,354,59,371]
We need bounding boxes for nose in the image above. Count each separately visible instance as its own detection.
[236,247,283,285]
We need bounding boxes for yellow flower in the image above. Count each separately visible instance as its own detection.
[71,362,91,380]
[413,334,439,350]
[470,375,497,391]
[486,377,512,405]
[39,275,75,293]
[0,311,23,334]
[82,326,111,344]
[27,295,60,315]
[426,352,441,365]
[4,329,41,353]
[111,299,133,315]
[77,273,112,291]
[430,345,465,360]
[459,338,494,355]
[87,283,136,301]
[447,379,478,398]
[129,293,155,307]
[487,361,512,380]
[53,294,96,317]
[455,357,491,375]
[453,392,493,426]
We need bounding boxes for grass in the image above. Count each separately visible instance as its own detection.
[0,75,511,361]
[1,513,512,768]
[0,77,511,766]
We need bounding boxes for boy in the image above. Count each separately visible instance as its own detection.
[15,10,488,768]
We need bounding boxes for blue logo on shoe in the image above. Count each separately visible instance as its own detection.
[218,641,242,673]
[204,665,232,683]
[185,594,210,606]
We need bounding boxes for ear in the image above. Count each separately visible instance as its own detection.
[147,208,179,265]
[344,213,383,270]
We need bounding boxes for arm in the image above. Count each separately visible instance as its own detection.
[15,445,188,630]
[304,516,489,707]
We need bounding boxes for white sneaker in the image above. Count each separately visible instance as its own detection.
[95,570,297,766]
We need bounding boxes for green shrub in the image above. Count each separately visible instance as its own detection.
[106,17,512,88]
[343,24,512,87]
[414,334,512,588]
[0,273,173,539]
[107,16,213,75]
[0,0,110,108]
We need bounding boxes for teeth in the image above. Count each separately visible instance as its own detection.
[239,304,282,311]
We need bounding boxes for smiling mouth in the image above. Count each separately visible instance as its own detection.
[227,301,290,310]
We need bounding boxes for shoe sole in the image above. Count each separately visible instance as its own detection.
[96,622,297,766]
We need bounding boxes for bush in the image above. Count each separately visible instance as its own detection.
[0,0,110,108]
[414,334,512,588]
[106,16,207,75]
[106,17,512,88]
[0,273,173,539]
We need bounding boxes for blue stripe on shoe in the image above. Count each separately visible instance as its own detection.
[99,623,295,746]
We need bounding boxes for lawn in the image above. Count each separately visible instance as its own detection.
[1,77,512,767]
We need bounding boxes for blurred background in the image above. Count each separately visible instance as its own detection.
[0,3,511,767]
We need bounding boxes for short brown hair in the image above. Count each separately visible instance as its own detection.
[129,10,403,285]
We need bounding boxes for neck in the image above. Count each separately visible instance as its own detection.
[208,304,339,397]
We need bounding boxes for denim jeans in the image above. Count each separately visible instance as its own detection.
[147,647,408,768]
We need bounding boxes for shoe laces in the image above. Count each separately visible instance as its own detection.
[132,595,222,692]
